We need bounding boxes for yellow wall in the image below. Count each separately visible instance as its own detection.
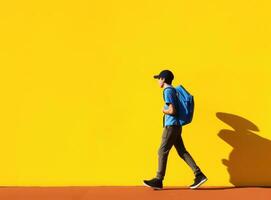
[0,0,271,186]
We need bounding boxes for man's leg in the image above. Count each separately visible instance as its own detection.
[173,126,208,188]
[156,126,179,180]
[143,126,178,189]
[173,126,201,176]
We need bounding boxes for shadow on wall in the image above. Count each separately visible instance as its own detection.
[216,112,271,186]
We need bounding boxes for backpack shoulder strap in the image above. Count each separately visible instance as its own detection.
[163,87,176,100]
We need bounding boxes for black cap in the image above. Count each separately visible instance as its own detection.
[153,70,174,81]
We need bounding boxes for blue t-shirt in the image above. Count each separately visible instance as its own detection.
[163,87,183,127]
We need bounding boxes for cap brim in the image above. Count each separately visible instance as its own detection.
[153,75,160,79]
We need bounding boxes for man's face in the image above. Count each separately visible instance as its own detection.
[158,77,165,88]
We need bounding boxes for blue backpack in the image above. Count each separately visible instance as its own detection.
[163,85,195,126]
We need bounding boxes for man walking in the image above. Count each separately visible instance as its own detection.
[143,69,207,190]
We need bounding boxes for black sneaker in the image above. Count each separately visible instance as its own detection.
[143,178,163,190]
[189,173,208,189]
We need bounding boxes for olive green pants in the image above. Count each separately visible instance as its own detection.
[156,125,201,180]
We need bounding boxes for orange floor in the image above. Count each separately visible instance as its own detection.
[0,186,270,200]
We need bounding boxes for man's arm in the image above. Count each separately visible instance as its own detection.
[162,103,176,115]
[163,88,177,115]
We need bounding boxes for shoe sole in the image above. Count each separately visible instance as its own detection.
[189,178,208,189]
[143,182,163,190]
